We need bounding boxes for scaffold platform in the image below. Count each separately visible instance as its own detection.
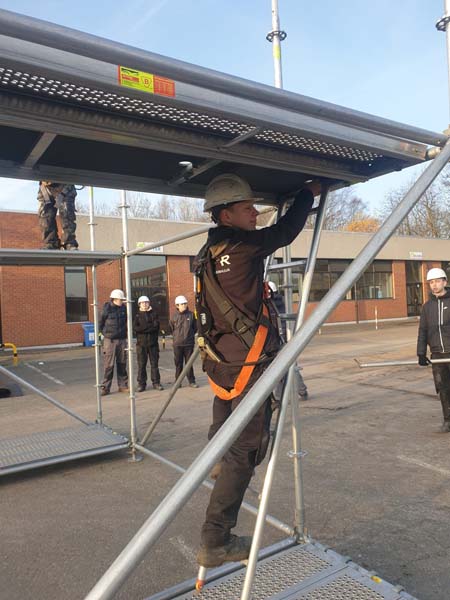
[148,540,418,600]
[0,424,129,476]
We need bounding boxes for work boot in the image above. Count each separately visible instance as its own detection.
[440,421,450,432]
[137,385,146,392]
[100,387,109,396]
[42,243,60,250]
[298,391,309,401]
[197,535,252,568]
[189,382,199,388]
[118,387,129,393]
[64,244,78,251]
[153,383,164,391]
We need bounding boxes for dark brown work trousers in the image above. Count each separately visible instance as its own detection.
[201,367,272,548]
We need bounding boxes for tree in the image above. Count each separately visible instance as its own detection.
[305,187,371,231]
[379,168,450,238]
[77,191,209,222]
[345,217,380,232]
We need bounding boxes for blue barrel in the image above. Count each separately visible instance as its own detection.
[82,322,95,347]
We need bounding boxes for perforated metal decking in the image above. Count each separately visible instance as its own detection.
[148,541,417,600]
[0,424,129,476]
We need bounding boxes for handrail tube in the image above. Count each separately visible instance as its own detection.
[0,9,445,147]
[85,142,450,600]
[126,225,212,257]
[0,364,90,425]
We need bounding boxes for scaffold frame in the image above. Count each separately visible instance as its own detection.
[0,7,448,600]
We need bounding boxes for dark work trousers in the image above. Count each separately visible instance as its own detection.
[101,338,128,391]
[136,343,161,386]
[201,374,273,548]
[173,345,196,384]
[431,353,450,422]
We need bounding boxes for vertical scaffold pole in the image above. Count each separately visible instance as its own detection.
[120,191,139,455]
[241,3,290,598]
[436,0,450,124]
[88,186,102,424]
[290,186,329,538]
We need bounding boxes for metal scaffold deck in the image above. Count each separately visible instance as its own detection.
[147,540,417,600]
[0,424,128,476]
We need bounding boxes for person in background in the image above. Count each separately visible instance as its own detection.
[134,295,163,392]
[268,280,309,400]
[417,267,450,432]
[170,295,199,388]
[99,289,128,396]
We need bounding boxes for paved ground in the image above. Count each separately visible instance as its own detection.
[0,320,449,600]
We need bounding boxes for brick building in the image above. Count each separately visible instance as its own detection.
[0,209,446,348]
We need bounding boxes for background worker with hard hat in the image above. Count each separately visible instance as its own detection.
[417,267,450,431]
[194,173,319,568]
[134,296,163,392]
[37,181,78,250]
[99,289,128,396]
[169,295,199,388]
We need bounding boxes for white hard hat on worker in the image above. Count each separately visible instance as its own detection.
[426,268,447,281]
[110,289,126,300]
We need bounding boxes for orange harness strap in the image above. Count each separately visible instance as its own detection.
[207,304,269,401]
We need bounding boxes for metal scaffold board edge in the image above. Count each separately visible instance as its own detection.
[0,424,129,475]
[146,540,418,600]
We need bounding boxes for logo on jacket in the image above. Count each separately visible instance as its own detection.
[215,254,231,275]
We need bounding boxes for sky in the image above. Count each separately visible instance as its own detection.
[0,0,448,214]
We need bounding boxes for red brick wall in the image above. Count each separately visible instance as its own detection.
[166,256,195,315]
[0,212,122,347]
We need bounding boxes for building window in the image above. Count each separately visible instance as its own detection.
[65,266,88,322]
[353,261,393,299]
[289,259,392,302]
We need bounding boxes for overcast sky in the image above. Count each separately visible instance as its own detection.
[0,0,448,213]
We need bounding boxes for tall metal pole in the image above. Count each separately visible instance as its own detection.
[267,0,286,89]
[436,0,450,124]
[120,191,139,455]
[88,186,102,424]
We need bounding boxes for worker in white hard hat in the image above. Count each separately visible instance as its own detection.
[169,295,198,388]
[133,296,163,392]
[99,289,128,395]
[417,267,450,431]
[193,173,319,567]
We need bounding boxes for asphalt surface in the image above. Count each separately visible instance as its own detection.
[0,321,448,600]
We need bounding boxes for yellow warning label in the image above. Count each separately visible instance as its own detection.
[118,66,175,98]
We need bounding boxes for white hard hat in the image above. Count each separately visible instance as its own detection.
[268,281,277,293]
[204,174,261,212]
[175,295,188,305]
[110,289,126,300]
[427,268,447,281]
[138,295,150,304]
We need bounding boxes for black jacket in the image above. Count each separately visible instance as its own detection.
[99,301,127,340]
[134,309,160,346]
[417,289,450,355]
[170,309,196,346]
[195,189,314,365]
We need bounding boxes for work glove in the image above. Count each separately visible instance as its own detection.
[98,332,104,344]
[418,354,431,366]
